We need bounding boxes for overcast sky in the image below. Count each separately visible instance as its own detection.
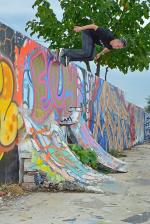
[0,0,149,108]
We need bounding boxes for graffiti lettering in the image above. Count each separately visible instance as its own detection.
[0,57,23,156]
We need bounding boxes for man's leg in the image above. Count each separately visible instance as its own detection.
[61,30,95,64]
[68,47,96,62]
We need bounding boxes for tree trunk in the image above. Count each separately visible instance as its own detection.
[105,66,109,81]
[95,61,100,77]
[84,60,91,73]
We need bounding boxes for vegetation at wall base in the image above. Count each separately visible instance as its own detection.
[68,144,127,173]
[68,144,112,173]
[97,164,113,174]
[68,144,98,170]
[0,184,26,198]
[109,149,127,158]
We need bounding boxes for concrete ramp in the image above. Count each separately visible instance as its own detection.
[21,112,113,193]
[61,108,128,173]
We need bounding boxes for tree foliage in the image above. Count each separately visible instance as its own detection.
[26,0,150,75]
[145,96,150,113]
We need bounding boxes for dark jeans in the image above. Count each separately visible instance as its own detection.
[64,30,95,61]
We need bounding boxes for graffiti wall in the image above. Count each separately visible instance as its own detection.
[0,23,24,183]
[0,21,149,183]
[88,78,130,151]
[0,22,80,184]
[144,113,150,142]
[76,69,147,151]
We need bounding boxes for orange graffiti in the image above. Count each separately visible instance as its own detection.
[14,39,39,105]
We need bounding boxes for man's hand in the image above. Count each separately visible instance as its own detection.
[94,48,110,62]
[73,26,82,32]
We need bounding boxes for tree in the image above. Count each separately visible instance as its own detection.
[26,0,150,76]
[145,96,150,113]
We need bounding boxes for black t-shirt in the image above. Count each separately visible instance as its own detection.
[88,27,115,49]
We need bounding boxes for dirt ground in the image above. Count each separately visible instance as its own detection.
[0,143,150,224]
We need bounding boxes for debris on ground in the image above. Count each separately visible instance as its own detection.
[0,184,28,200]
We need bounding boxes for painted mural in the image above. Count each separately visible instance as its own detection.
[144,113,150,141]
[89,79,130,151]
[60,108,127,172]
[15,40,78,124]
[75,68,148,151]
[0,21,149,185]
[21,110,111,192]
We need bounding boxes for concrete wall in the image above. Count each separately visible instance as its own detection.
[76,67,145,150]
[144,113,150,142]
[0,22,149,183]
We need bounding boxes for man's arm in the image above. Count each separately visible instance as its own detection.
[74,24,98,32]
[95,48,110,61]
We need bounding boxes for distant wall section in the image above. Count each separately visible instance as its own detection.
[144,113,150,142]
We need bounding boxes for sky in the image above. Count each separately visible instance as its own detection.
[0,0,149,108]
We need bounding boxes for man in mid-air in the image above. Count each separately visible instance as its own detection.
[60,24,127,66]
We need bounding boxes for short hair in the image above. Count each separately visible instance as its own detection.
[119,38,127,47]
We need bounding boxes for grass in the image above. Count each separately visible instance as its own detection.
[109,149,127,158]
[68,144,127,174]
[68,144,113,173]
[68,144,98,170]
[0,184,27,198]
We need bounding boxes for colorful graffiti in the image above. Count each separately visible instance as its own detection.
[0,56,23,158]
[0,21,149,186]
[60,108,127,172]
[76,67,150,151]
[83,77,130,151]
[21,110,110,192]
[15,40,77,124]
[144,113,150,141]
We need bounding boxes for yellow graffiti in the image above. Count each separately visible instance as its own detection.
[0,152,4,160]
[0,63,3,93]
[0,59,23,151]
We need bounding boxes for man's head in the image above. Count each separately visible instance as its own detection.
[110,38,127,49]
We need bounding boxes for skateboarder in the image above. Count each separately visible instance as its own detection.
[60,24,127,66]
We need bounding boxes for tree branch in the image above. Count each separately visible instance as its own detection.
[84,60,91,73]
[95,61,100,77]
[105,66,109,81]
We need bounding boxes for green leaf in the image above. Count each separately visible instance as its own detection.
[26,0,150,75]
